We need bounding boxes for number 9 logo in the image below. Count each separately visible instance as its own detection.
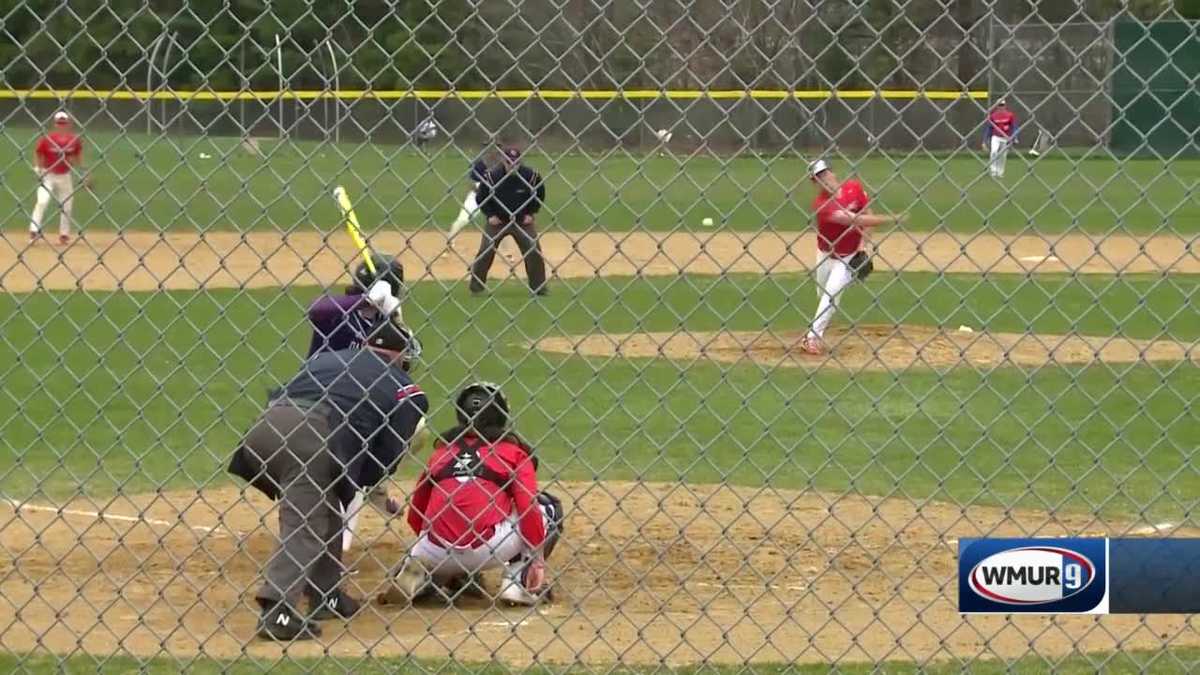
[1064,562,1082,590]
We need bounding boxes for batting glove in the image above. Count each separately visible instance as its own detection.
[366,280,402,317]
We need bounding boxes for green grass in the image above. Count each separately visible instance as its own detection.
[1,272,1196,520]
[2,648,1199,674]
[2,129,1196,235]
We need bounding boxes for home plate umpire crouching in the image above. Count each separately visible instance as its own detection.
[228,320,428,641]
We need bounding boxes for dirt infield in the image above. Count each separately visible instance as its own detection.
[1,482,1195,667]
[2,229,1196,292]
[534,324,1199,372]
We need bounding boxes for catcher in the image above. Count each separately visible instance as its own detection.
[800,159,905,356]
[381,382,564,607]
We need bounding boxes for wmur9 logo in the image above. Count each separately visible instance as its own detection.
[959,539,1108,613]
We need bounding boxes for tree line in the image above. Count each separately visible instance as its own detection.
[0,0,1195,92]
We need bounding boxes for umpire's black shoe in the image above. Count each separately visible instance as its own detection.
[257,603,322,641]
[307,589,362,620]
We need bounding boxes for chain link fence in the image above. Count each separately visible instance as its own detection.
[1,1,1198,672]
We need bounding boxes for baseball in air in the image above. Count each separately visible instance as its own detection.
[701,217,714,227]
[656,129,673,143]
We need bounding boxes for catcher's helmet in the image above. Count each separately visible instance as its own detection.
[350,253,405,297]
[455,381,509,430]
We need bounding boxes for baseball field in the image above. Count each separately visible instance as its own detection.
[1,133,1198,671]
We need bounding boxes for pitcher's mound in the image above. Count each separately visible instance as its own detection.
[533,325,1196,371]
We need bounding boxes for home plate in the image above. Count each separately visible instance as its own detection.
[1019,255,1060,263]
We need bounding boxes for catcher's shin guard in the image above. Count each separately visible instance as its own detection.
[536,491,565,560]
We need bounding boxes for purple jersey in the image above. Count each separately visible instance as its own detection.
[307,293,374,357]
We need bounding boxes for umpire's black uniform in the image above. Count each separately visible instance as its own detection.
[228,322,428,641]
[469,146,548,295]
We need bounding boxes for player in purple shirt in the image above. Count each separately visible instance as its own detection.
[304,253,424,562]
[307,254,407,357]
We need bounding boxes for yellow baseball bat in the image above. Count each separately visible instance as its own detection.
[333,185,375,275]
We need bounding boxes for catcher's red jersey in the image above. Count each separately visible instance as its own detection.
[406,434,545,550]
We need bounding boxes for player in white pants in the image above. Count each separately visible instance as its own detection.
[30,111,85,245]
[987,135,1011,178]
[448,159,489,240]
[983,98,1019,178]
[802,159,905,355]
[809,251,856,345]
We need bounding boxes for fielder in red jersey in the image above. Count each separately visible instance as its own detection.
[383,382,564,607]
[801,159,905,356]
[30,111,86,245]
[982,98,1019,178]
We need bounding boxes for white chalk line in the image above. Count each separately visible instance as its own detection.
[477,618,533,629]
[691,581,807,592]
[2,497,238,538]
[426,618,532,641]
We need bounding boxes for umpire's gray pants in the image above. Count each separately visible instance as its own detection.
[240,404,343,609]
[469,219,548,293]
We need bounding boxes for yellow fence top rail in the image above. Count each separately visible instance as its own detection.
[0,88,989,101]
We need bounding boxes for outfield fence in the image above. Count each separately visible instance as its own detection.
[1,2,1198,673]
[4,89,991,152]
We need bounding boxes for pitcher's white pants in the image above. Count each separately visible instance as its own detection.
[988,135,1010,177]
[449,182,480,238]
[30,171,74,236]
[807,252,854,340]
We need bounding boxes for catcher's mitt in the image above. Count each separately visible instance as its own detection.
[848,250,874,281]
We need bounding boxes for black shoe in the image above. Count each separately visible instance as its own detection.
[534,287,549,296]
[469,284,486,295]
[307,589,362,620]
[257,603,322,641]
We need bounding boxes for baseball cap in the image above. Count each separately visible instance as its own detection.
[997,97,1007,106]
[366,320,421,360]
[808,159,831,178]
[52,111,70,125]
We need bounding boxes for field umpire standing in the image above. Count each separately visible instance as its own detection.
[228,321,428,641]
[469,146,549,295]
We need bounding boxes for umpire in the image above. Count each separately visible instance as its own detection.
[469,145,549,295]
[228,320,428,641]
